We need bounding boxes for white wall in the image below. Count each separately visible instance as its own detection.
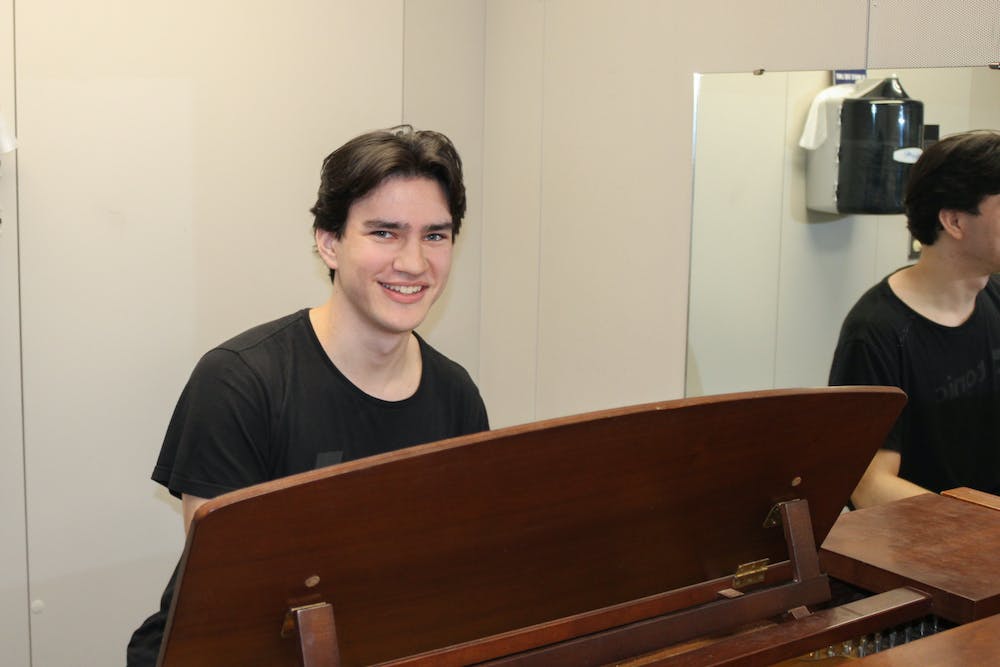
[2,1,998,666]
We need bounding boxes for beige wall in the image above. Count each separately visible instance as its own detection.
[480,0,870,426]
[1,1,998,665]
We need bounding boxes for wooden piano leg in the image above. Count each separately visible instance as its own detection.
[290,603,341,667]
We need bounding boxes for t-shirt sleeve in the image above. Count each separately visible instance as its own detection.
[828,327,903,452]
[463,386,490,434]
[152,348,271,499]
[829,337,894,386]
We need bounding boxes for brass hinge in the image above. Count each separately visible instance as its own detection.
[732,558,769,589]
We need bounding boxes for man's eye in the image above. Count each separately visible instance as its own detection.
[426,233,448,242]
[372,230,394,238]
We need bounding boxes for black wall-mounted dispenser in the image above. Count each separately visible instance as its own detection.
[803,77,924,215]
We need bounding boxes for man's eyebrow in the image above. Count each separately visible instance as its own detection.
[364,219,405,230]
[363,220,453,232]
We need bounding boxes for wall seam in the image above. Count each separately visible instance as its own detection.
[683,74,701,395]
[11,0,33,662]
[476,0,487,382]
[400,0,407,123]
[532,0,547,422]
[771,72,791,390]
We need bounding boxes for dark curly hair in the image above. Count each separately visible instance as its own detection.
[905,130,1000,245]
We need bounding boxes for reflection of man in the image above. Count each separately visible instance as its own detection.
[127,126,489,665]
[830,130,1000,509]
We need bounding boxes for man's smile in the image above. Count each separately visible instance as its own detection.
[382,283,425,295]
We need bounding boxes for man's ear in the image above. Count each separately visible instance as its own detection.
[938,208,965,241]
[315,229,339,270]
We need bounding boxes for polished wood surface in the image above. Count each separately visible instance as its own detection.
[853,612,1000,665]
[157,387,905,667]
[820,492,1000,623]
[941,486,1000,511]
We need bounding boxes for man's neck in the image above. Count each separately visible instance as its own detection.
[888,248,990,327]
[308,299,422,401]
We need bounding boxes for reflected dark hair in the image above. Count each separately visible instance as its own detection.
[310,125,466,282]
[904,130,1000,245]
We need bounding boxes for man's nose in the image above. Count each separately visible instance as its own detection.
[394,239,428,274]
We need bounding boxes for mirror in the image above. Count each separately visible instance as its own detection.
[686,67,1000,397]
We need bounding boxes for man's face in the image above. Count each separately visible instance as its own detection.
[959,193,1000,273]
[320,176,454,337]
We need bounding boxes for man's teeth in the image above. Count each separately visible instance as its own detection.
[384,284,423,295]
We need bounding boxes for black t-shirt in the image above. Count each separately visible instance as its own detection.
[829,274,1000,495]
[153,309,488,498]
[128,309,489,666]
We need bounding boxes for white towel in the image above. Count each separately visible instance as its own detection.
[798,83,856,150]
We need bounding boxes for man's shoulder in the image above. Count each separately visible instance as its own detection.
[414,334,476,387]
[413,333,488,431]
[832,276,926,364]
[216,310,310,354]
[842,277,907,329]
[191,309,314,384]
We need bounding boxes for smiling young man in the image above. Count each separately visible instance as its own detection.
[127,127,489,666]
[830,130,1000,508]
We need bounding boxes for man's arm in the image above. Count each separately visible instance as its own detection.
[851,449,932,509]
[181,494,210,534]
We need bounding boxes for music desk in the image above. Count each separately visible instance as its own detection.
[157,387,922,667]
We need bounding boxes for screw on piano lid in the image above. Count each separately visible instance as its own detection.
[305,575,321,588]
[791,476,802,487]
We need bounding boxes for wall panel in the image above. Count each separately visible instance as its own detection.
[868,0,1000,68]
[15,2,404,664]
[480,0,545,428]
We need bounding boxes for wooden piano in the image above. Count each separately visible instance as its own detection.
[155,387,996,666]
